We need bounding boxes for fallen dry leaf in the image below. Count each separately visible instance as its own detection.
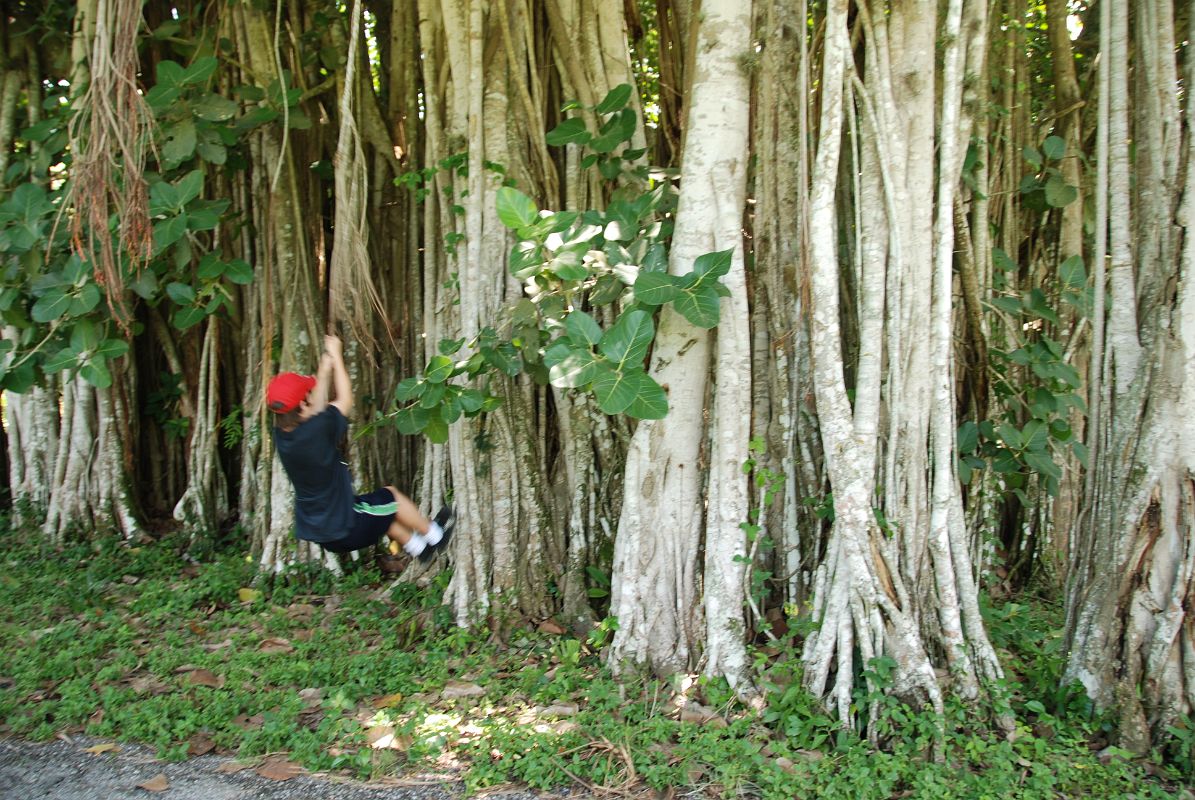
[257,637,294,654]
[136,773,170,792]
[200,638,233,652]
[441,680,486,699]
[121,575,140,585]
[537,619,566,635]
[231,713,264,730]
[215,762,255,774]
[83,742,121,755]
[187,669,225,689]
[237,587,261,603]
[298,687,323,708]
[255,757,305,781]
[187,733,216,757]
[373,691,404,709]
[539,702,579,718]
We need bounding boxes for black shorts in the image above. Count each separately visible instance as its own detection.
[319,487,397,553]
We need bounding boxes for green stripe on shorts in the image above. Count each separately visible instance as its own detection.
[354,499,397,516]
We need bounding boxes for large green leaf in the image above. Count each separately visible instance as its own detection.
[548,348,599,388]
[173,307,206,330]
[183,57,218,86]
[1042,135,1066,161]
[69,318,99,352]
[595,84,633,115]
[424,355,454,383]
[395,404,430,435]
[31,288,70,322]
[156,60,185,88]
[496,187,539,229]
[623,370,668,419]
[166,282,196,305]
[633,272,678,306]
[68,283,102,316]
[162,118,197,165]
[674,282,721,328]
[94,338,129,360]
[224,259,254,285]
[565,310,603,346]
[599,308,653,367]
[42,346,77,374]
[193,93,237,122]
[176,170,205,206]
[510,241,543,280]
[79,360,112,388]
[1059,255,1086,288]
[591,362,635,414]
[1044,175,1077,208]
[693,248,734,280]
[424,408,449,444]
[544,117,591,147]
[394,377,424,402]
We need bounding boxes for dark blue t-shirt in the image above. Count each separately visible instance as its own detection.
[272,406,354,543]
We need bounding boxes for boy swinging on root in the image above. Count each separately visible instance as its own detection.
[267,335,454,562]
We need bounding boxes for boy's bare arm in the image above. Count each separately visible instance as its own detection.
[326,336,353,416]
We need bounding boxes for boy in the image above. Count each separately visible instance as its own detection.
[267,335,453,561]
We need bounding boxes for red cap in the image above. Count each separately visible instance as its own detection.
[266,372,316,413]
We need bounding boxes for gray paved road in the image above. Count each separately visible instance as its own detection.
[0,737,572,800]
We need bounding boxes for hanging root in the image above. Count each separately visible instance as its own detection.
[65,0,154,329]
[329,0,391,354]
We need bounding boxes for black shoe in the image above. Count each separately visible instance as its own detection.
[419,506,455,562]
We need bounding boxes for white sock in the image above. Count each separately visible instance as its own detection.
[403,534,427,557]
[424,522,443,546]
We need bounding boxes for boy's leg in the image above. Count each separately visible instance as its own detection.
[384,486,444,561]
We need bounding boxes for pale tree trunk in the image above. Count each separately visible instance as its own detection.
[1065,0,1195,753]
[3,373,58,526]
[172,321,229,540]
[801,0,1002,730]
[751,0,823,612]
[609,0,753,686]
[42,378,140,543]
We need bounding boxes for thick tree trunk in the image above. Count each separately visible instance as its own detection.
[609,0,753,686]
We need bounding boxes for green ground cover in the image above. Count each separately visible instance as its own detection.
[0,523,1187,799]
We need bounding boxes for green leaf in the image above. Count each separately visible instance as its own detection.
[496,187,539,229]
[395,377,424,402]
[550,249,589,280]
[997,423,1023,450]
[198,253,225,280]
[1023,450,1062,482]
[1044,175,1078,208]
[31,288,70,322]
[545,117,591,147]
[1022,145,1043,169]
[42,347,77,374]
[424,410,449,444]
[162,118,198,165]
[129,270,159,299]
[182,57,218,86]
[424,355,454,383]
[591,362,635,414]
[1042,135,1066,161]
[458,389,485,413]
[589,274,624,305]
[595,84,633,115]
[599,308,653,367]
[173,307,206,330]
[957,421,979,455]
[144,84,181,111]
[176,170,205,206]
[1071,440,1089,468]
[68,283,102,316]
[992,247,1017,273]
[156,60,185,88]
[674,283,721,328]
[395,404,429,434]
[94,338,129,360]
[634,272,678,306]
[693,248,734,279]
[439,337,466,355]
[419,382,447,408]
[193,93,238,122]
[166,282,196,305]
[623,370,668,419]
[510,241,543,280]
[483,343,521,377]
[1021,419,1048,451]
[70,319,99,352]
[224,259,254,285]
[548,349,599,388]
[565,311,603,346]
[991,296,1023,316]
[1059,255,1086,288]
[80,360,112,389]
